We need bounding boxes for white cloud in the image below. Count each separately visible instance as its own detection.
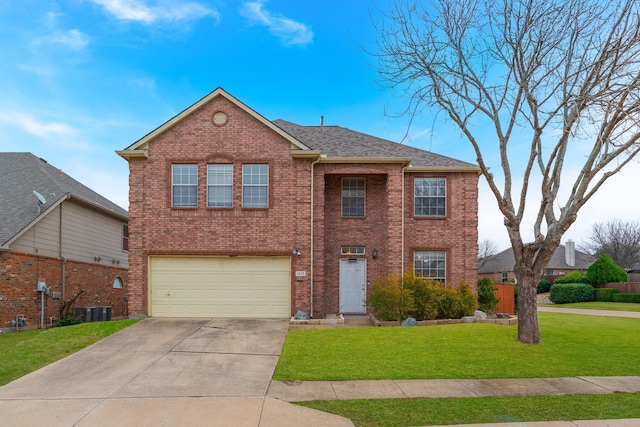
[33,29,90,50]
[240,0,313,47]
[0,111,76,138]
[89,0,220,24]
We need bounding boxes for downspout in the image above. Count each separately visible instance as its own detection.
[59,202,65,301]
[310,156,321,318]
[401,164,408,278]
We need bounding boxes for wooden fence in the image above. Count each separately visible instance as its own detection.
[494,283,515,315]
[603,282,640,294]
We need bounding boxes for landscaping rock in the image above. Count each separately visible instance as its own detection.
[496,313,510,319]
[293,310,310,320]
[462,316,477,323]
[474,310,488,320]
[401,317,417,326]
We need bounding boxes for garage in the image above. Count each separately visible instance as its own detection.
[149,256,291,318]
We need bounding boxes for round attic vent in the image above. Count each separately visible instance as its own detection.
[212,111,228,126]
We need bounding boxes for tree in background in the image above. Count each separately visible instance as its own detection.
[478,239,499,267]
[587,254,628,286]
[580,219,640,270]
[374,0,640,343]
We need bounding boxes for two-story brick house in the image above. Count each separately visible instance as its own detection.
[117,88,479,319]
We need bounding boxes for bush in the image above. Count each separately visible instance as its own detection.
[587,254,628,286]
[368,275,414,321]
[611,293,640,303]
[553,271,591,285]
[593,288,618,302]
[477,278,500,313]
[369,273,476,321]
[55,316,83,327]
[549,283,594,304]
[537,278,552,294]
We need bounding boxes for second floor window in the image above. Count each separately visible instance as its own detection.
[342,177,365,217]
[122,223,129,252]
[172,164,198,207]
[207,164,233,207]
[242,164,269,208]
[415,177,446,217]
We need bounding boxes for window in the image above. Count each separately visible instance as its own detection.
[207,164,233,207]
[242,164,269,208]
[113,277,123,289]
[342,177,365,217]
[172,164,198,207]
[122,224,129,252]
[414,251,446,281]
[415,177,446,217]
[341,246,365,255]
[501,271,508,282]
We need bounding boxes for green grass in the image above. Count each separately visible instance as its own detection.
[541,301,640,312]
[274,312,640,380]
[298,393,640,427]
[0,319,139,386]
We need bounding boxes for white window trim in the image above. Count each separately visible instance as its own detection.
[341,177,366,217]
[207,164,234,208]
[171,164,198,207]
[242,164,269,208]
[414,177,447,217]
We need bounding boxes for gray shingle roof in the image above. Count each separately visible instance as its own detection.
[0,153,128,247]
[479,244,595,274]
[273,120,478,169]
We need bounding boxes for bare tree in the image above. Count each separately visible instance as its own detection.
[479,239,499,266]
[580,219,640,269]
[374,0,640,343]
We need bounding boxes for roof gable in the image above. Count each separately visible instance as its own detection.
[117,87,310,160]
[0,153,128,247]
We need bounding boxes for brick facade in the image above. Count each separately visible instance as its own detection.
[123,91,479,318]
[0,251,128,331]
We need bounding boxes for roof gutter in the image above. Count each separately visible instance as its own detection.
[317,157,414,164]
[406,166,482,174]
[116,149,148,160]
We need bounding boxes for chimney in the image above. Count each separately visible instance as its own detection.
[565,240,575,267]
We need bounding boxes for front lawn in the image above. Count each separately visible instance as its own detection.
[0,319,139,386]
[273,312,640,380]
[299,393,640,427]
[541,301,640,312]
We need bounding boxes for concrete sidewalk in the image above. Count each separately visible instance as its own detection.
[268,376,640,402]
[538,306,640,318]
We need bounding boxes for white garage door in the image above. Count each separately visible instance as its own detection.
[149,256,291,318]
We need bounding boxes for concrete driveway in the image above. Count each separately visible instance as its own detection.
[0,318,353,427]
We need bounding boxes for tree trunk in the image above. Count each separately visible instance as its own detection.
[516,273,540,343]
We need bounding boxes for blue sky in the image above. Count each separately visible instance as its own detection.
[1,0,638,251]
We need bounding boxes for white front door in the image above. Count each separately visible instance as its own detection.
[339,258,367,313]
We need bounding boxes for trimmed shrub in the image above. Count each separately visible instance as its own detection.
[587,254,628,286]
[477,278,500,313]
[549,283,594,304]
[553,271,591,285]
[593,288,618,302]
[368,275,413,321]
[537,278,552,294]
[611,293,640,303]
[371,272,477,321]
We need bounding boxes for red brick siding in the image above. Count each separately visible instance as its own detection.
[404,172,479,288]
[0,251,128,330]
[126,96,313,316]
[125,96,479,317]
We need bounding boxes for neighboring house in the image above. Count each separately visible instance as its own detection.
[117,88,480,319]
[0,153,129,331]
[479,240,595,283]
